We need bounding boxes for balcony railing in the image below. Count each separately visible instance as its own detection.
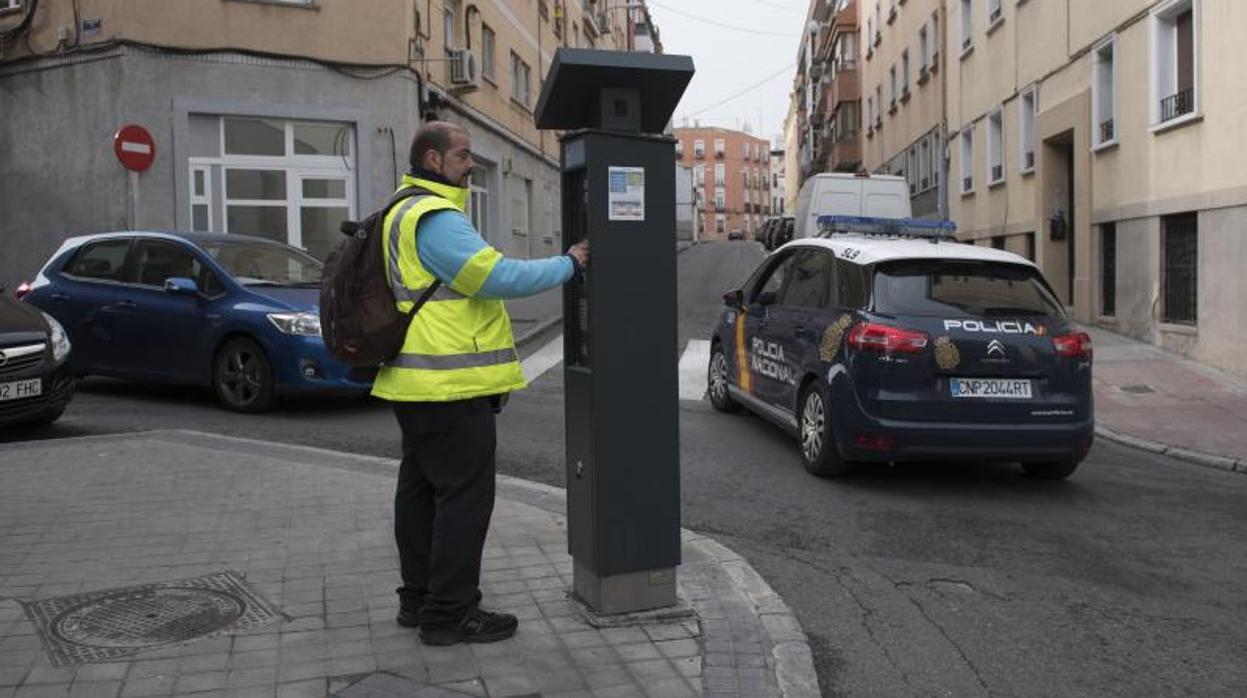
[1100,118,1115,144]
[1160,88,1194,123]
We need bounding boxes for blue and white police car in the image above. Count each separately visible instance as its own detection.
[707,216,1094,479]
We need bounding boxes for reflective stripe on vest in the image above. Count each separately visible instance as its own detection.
[387,347,519,370]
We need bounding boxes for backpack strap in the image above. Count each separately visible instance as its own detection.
[381,186,444,320]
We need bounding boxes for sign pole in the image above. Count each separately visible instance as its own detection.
[129,170,139,230]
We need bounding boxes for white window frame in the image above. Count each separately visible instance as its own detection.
[867,94,875,132]
[960,126,975,194]
[714,163,725,186]
[742,142,750,159]
[901,50,910,96]
[987,107,1005,186]
[694,139,705,158]
[1019,85,1037,173]
[1092,35,1119,150]
[960,0,974,57]
[714,138,726,157]
[987,0,1003,32]
[907,146,918,194]
[889,65,897,108]
[919,25,929,69]
[481,24,496,82]
[1149,0,1200,131]
[510,51,531,107]
[919,136,931,191]
[189,164,213,232]
[716,214,726,234]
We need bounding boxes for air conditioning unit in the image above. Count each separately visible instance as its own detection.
[449,49,478,87]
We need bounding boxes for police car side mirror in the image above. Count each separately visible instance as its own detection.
[723,289,743,308]
[756,290,778,307]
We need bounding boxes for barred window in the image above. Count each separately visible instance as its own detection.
[1162,213,1197,325]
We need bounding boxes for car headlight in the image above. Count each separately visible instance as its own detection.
[267,311,322,337]
[41,312,71,364]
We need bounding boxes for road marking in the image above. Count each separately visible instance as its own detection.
[678,340,710,401]
[522,335,564,383]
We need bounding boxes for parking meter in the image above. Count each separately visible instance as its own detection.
[535,49,694,614]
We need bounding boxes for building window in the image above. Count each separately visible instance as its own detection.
[866,95,875,132]
[716,215,726,234]
[987,0,1002,29]
[919,137,931,190]
[481,24,496,82]
[960,126,974,193]
[742,142,750,159]
[901,50,910,97]
[960,0,973,55]
[715,188,725,210]
[875,86,883,128]
[694,164,705,184]
[215,117,356,261]
[190,166,212,232]
[1093,36,1117,148]
[1100,222,1117,316]
[1024,232,1035,260]
[714,138,725,158]
[889,65,897,110]
[694,139,705,158]
[469,167,491,241]
[675,140,684,158]
[510,51,531,106]
[1151,0,1198,127]
[1162,212,1198,325]
[742,170,749,189]
[907,146,918,194]
[715,163,725,186]
[988,108,1004,185]
[918,25,929,72]
[1019,86,1037,172]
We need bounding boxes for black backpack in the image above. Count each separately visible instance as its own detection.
[319,187,443,367]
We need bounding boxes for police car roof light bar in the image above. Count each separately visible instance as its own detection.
[815,215,957,243]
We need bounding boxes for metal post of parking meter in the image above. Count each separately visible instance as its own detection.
[535,49,695,615]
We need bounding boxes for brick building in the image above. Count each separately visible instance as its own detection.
[673,127,773,240]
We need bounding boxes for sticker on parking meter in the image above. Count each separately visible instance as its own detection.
[608,166,645,221]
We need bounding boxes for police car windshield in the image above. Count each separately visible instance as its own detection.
[872,260,1066,318]
[199,241,323,286]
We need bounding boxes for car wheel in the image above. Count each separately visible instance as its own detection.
[214,338,276,413]
[707,344,738,412]
[1021,459,1081,480]
[799,382,850,477]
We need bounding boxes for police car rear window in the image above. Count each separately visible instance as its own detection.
[871,260,1066,318]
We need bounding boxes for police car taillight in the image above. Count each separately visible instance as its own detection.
[847,323,929,353]
[1052,331,1093,361]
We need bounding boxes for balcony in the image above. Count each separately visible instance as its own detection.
[831,66,860,108]
[831,137,861,173]
[1160,88,1194,123]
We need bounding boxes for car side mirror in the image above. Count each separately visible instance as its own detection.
[723,289,743,308]
[164,277,200,296]
[756,290,778,307]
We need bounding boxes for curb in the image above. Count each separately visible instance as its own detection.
[1094,424,1245,474]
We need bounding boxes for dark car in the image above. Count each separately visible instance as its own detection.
[0,285,74,427]
[760,218,779,250]
[727,229,745,241]
[707,217,1093,479]
[21,232,371,413]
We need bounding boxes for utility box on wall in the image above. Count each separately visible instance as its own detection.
[535,49,695,615]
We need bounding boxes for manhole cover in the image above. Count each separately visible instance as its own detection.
[1119,384,1156,394]
[22,571,280,665]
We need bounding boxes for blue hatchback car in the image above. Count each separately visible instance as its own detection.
[708,218,1094,480]
[21,231,371,412]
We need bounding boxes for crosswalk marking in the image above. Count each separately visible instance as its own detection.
[522,335,565,383]
[678,340,711,402]
[522,335,711,403]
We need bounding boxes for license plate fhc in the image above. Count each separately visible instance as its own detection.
[0,379,42,402]
[951,378,1032,399]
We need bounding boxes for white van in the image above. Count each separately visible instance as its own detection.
[793,173,912,239]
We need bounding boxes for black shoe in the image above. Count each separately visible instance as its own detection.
[419,607,518,646]
[395,608,421,628]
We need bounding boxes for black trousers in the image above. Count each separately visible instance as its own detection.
[392,397,497,630]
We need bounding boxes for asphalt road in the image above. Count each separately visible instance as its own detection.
[6,241,1246,696]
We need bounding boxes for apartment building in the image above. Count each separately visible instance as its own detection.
[0,0,657,287]
[770,145,787,216]
[674,127,773,240]
[860,0,944,217]
[812,0,863,176]
[947,0,1247,376]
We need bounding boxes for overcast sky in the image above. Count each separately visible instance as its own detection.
[647,0,809,147]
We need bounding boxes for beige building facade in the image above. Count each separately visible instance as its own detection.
[0,0,656,286]
[860,0,945,217]
[947,0,1247,376]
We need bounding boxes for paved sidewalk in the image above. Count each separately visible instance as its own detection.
[1090,327,1247,472]
[0,430,818,698]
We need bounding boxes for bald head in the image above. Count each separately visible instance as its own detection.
[410,122,469,171]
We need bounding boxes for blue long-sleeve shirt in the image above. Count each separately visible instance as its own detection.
[416,210,574,299]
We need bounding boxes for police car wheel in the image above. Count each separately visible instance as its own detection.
[1021,459,1081,480]
[707,345,738,412]
[799,383,850,477]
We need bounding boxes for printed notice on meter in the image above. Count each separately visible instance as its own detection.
[608,166,645,221]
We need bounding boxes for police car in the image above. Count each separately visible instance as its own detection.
[707,216,1093,479]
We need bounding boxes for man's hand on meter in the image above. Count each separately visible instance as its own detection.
[567,240,590,269]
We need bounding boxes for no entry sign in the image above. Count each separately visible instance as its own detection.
[113,124,155,172]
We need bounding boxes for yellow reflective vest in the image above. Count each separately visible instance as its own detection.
[370,176,527,402]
